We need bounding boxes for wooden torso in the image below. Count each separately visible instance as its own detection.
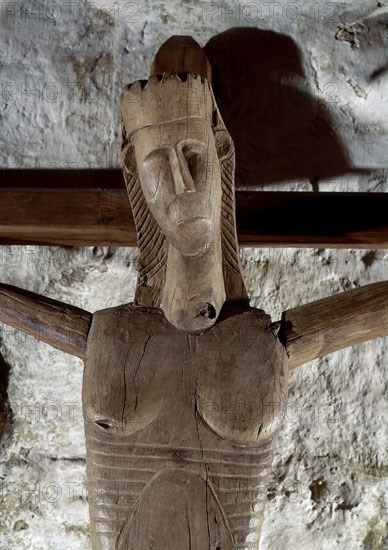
[83,305,288,550]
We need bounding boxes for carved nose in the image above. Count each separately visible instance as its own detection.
[169,148,195,194]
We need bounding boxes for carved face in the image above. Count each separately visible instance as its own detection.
[132,118,222,256]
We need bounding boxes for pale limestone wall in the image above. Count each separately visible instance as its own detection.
[0,1,387,548]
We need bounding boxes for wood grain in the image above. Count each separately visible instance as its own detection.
[281,281,388,369]
[0,284,92,358]
[150,35,212,81]
[83,304,288,549]
[0,32,387,550]
[0,189,131,246]
[0,186,387,248]
[121,37,247,330]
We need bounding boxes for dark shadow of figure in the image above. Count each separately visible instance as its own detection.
[205,28,354,189]
[0,349,12,443]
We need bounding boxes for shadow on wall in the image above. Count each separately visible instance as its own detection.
[0,350,12,443]
[205,28,354,189]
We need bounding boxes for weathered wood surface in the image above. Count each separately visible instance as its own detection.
[0,189,131,246]
[0,32,387,550]
[281,281,388,369]
[0,186,387,248]
[150,35,212,81]
[83,304,288,549]
[121,36,247,330]
[0,284,92,358]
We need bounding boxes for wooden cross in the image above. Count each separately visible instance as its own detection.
[0,36,387,549]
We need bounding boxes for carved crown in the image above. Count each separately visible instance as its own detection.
[121,73,216,137]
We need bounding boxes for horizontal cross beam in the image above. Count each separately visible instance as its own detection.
[0,170,387,248]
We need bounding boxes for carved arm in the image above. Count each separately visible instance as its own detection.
[0,283,92,358]
[281,281,388,369]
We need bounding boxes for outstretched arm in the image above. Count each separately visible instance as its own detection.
[280,281,388,369]
[0,284,92,358]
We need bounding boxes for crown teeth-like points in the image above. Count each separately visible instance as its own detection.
[121,74,215,138]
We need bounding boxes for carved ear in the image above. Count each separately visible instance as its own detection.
[214,127,234,162]
[121,124,138,177]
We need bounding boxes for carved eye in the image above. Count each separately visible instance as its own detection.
[143,148,172,199]
[181,146,201,179]
[179,140,207,186]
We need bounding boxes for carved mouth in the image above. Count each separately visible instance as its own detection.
[175,216,205,225]
[168,193,209,223]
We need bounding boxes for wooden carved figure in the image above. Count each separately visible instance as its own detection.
[0,36,387,550]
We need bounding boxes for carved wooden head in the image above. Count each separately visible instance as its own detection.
[121,42,247,331]
[126,84,222,257]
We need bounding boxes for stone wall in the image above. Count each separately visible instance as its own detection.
[0,1,387,548]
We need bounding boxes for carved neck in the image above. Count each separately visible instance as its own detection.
[161,235,225,332]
